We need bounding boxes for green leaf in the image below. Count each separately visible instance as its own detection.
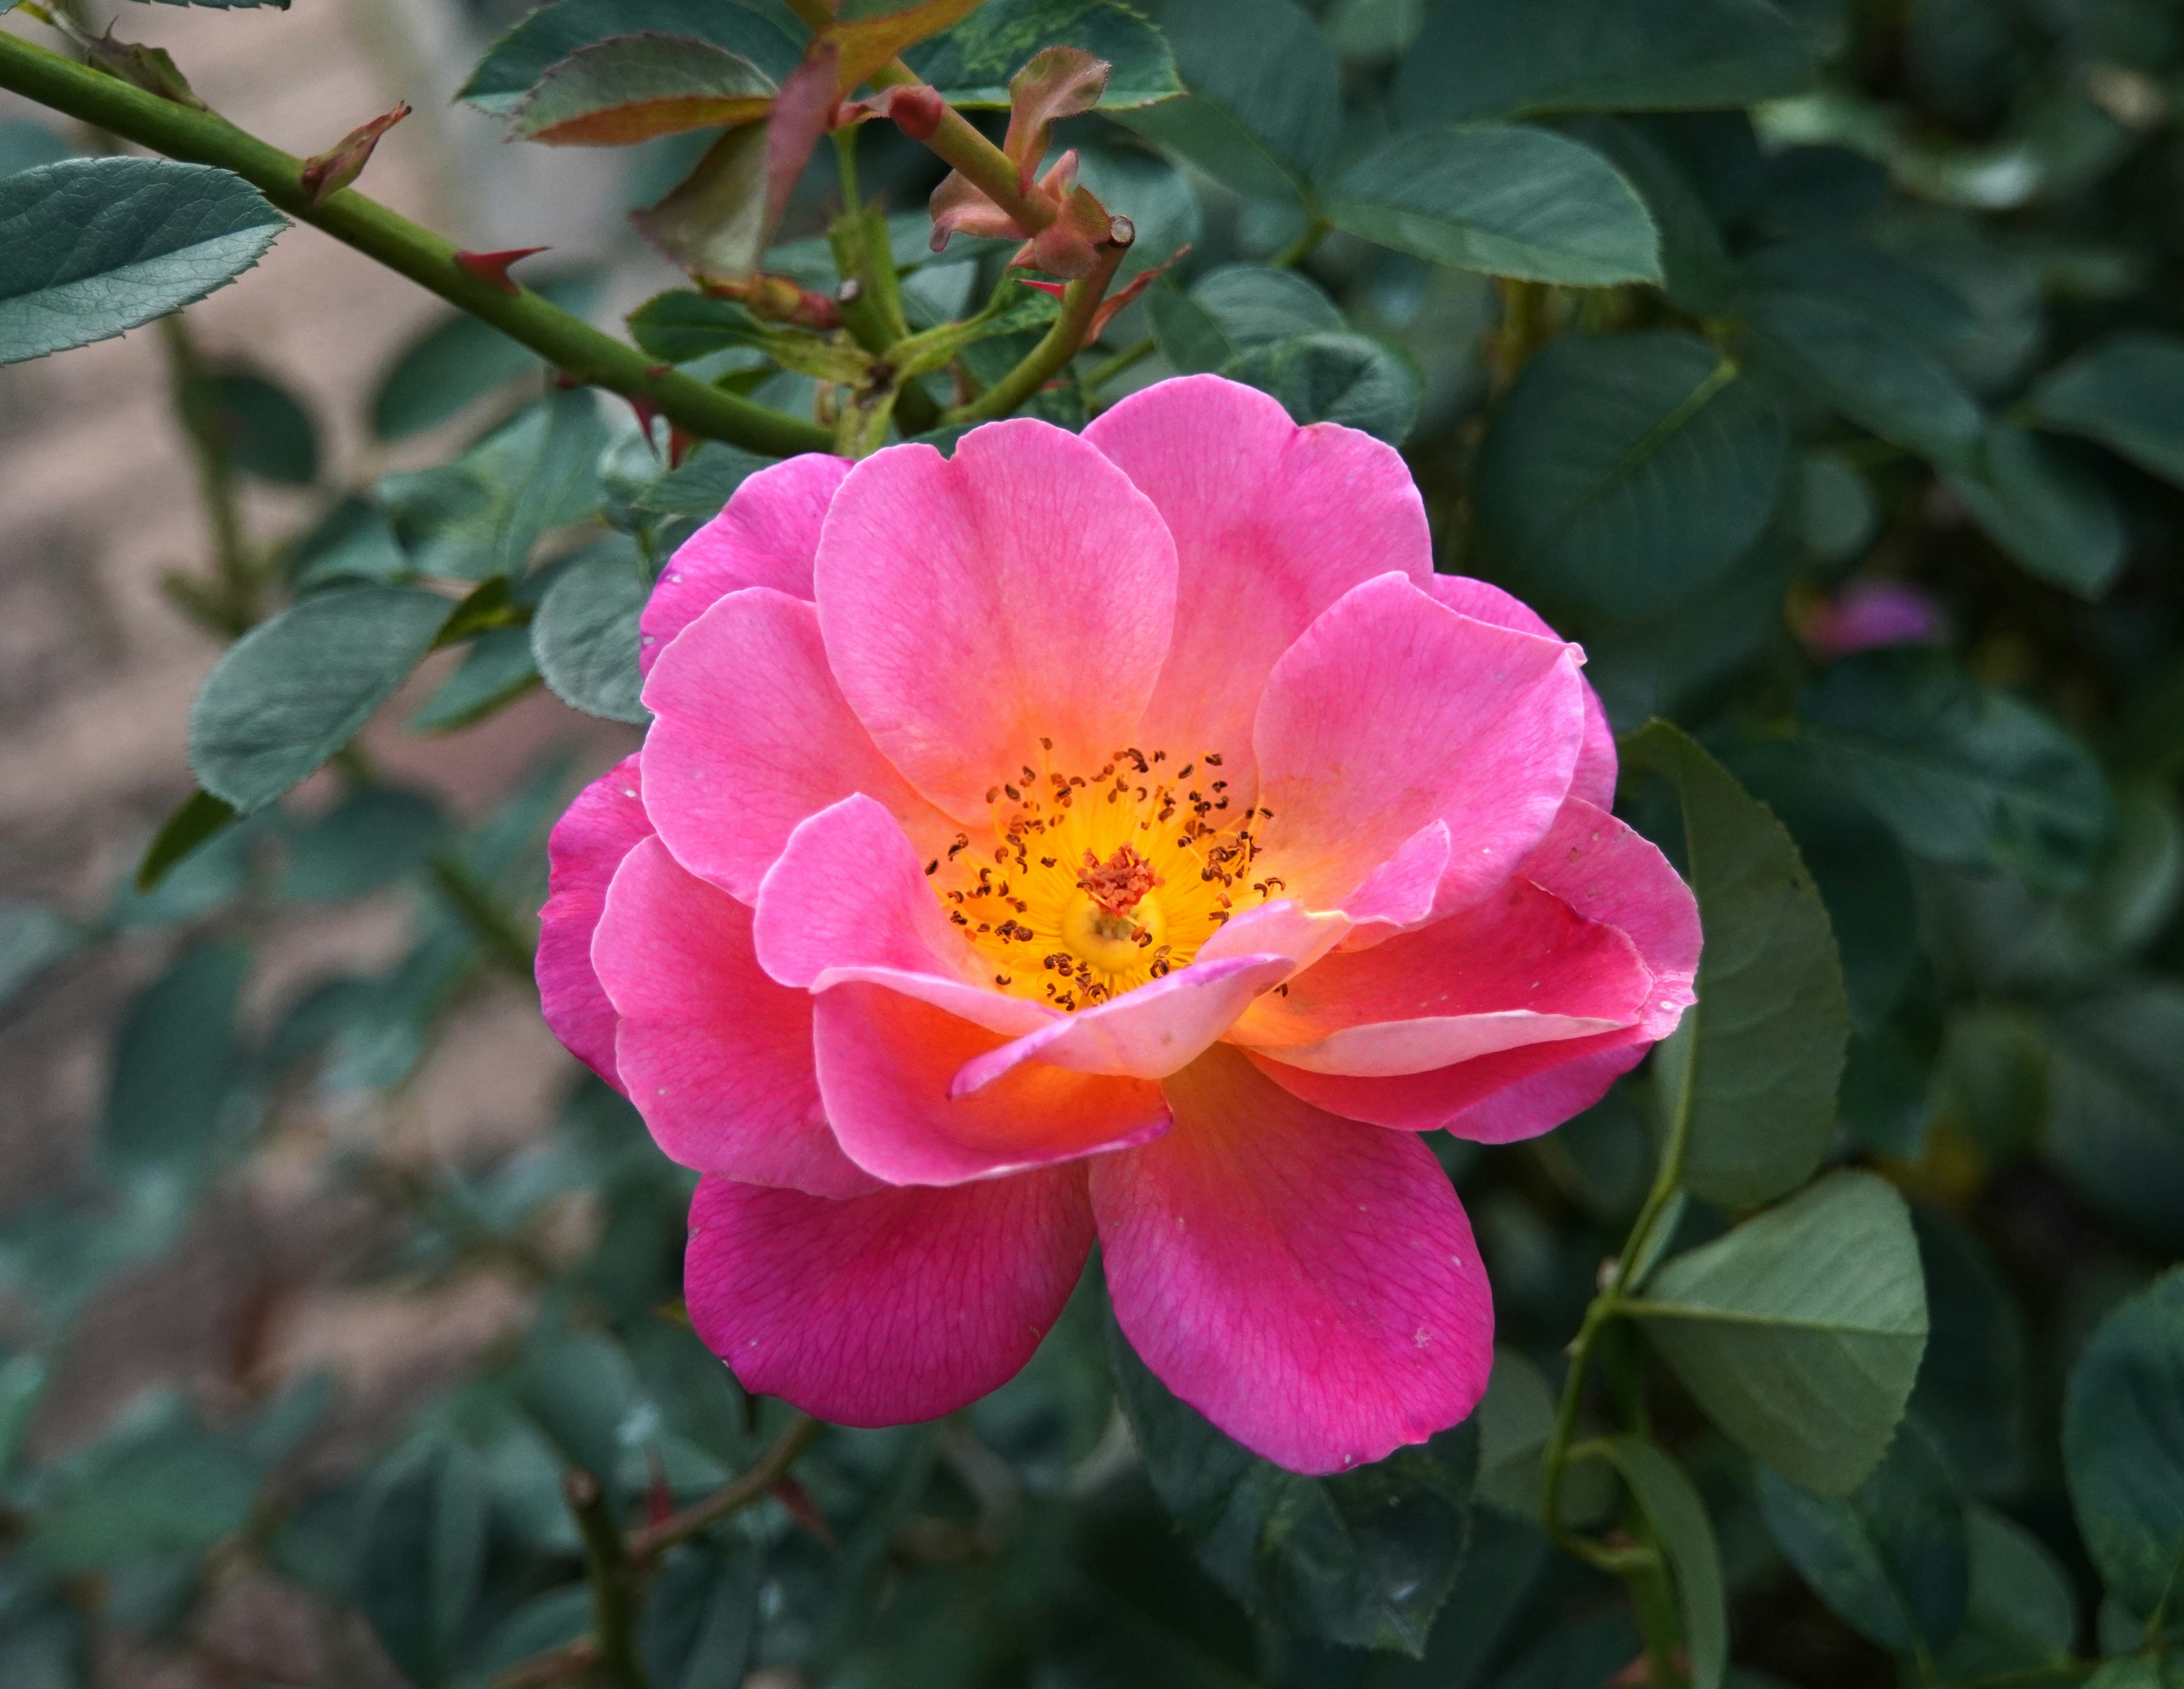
[1225,331,1420,443]
[1908,1207,2028,1497]
[510,34,777,146]
[909,0,1182,109]
[370,272,598,439]
[1622,723,1848,1207]
[636,440,775,516]
[1597,1437,1728,1689]
[28,1393,265,1571]
[1111,0,1340,205]
[1108,1313,1478,1656]
[1393,0,1817,125]
[458,0,803,113]
[511,1325,648,1504]
[1326,125,1662,285]
[1796,648,2114,893]
[190,585,453,810]
[286,497,411,592]
[379,390,610,581]
[1563,115,1737,314]
[1944,422,2125,601]
[1475,334,1786,619]
[355,1433,489,1689]
[0,1353,50,1478]
[627,288,777,363]
[1747,292,1985,470]
[278,786,446,902]
[202,366,318,484]
[2029,330,2184,491]
[0,158,284,365]
[1633,1171,1928,1496]
[1757,1419,1968,1656]
[408,626,543,732]
[2042,987,2184,1249]
[2063,1266,2184,1624]
[473,1586,592,1676]
[0,901,82,1012]
[533,537,652,724]
[1073,144,1202,276]
[102,939,246,1187]
[1937,1505,2082,1684]
[643,1540,762,1689]
[1475,1347,1556,1520]
[135,787,241,893]
[1148,262,1343,376]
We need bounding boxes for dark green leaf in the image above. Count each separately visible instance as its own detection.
[1073,144,1201,276]
[1327,125,1661,285]
[2029,331,2184,491]
[510,34,777,146]
[1944,422,2125,601]
[408,626,543,732]
[636,440,775,516]
[909,0,1182,109]
[370,272,597,439]
[189,586,454,810]
[1908,1207,2027,1497]
[135,787,240,893]
[1394,0,1816,125]
[1744,240,1976,358]
[101,939,245,1186]
[1622,723,1848,1206]
[1474,1348,1556,1520]
[28,1393,264,1571]
[511,1325,647,1504]
[278,786,446,902]
[1797,648,2113,892]
[1225,331,1420,442]
[1748,292,1984,469]
[1936,1505,2082,1684]
[379,390,610,581]
[1563,115,1736,314]
[1112,0,1341,205]
[2063,1267,2184,1625]
[2042,987,2184,1249]
[0,158,284,365]
[355,1433,489,1689]
[1635,1171,1928,1496]
[0,901,84,1012]
[627,288,776,363]
[1757,1419,1968,1656]
[0,1352,50,1478]
[533,537,651,724]
[1110,1313,1478,1655]
[202,366,318,484]
[1475,335,1786,618]
[1598,1437,1728,1689]
[473,1585,592,1676]
[458,0,803,113]
[1154,263,1344,379]
[286,497,411,592]
[643,1540,762,1689]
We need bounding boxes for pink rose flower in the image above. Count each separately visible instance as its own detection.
[537,376,1698,1475]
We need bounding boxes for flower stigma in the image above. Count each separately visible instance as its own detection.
[923,742,1284,1010]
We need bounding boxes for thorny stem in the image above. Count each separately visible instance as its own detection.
[624,1412,820,1568]
[941,230,1133,426]
[0,27,831,456]
[565,1471,650,1689]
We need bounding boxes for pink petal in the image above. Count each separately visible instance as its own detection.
[814,981,1171,1185]
[813,421,1177,819]
[537,756,651,1091]
[1086,375,1432,797]
[1338,819,1451,948]
[949,951,1296,1094]
[641,587,954,903]
[1227,876,1651,1075]
[686,1167,1094,1426]
[1095,1046,1491,1473]
[1254,574,1586,912]
[594,837,877,1199]
[639,455,850,674]
[1424,574,1616,812]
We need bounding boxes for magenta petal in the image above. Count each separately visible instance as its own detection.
[537,756,651,1091]
[1339,820,1451,945]
[1425,574,1616,812]
[1086,375,1431,794]
[594,837,878,1199]
[814,980,1171,1185]
[1255,574,1585,912]
[1228,877,1651,1075]
[639,454,850,674]
[814,421,1177,819]
[949,951,1296,1094]
[642,588,954,903]
[686,1168,1094,1426]
[1095,1046,1492,1474]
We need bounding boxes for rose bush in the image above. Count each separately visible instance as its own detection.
[540,374,1697,1472]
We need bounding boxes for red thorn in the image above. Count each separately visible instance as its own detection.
[299,102,410,206]
[771,1476,836,1548]
[644,363,672,379]
[668,427,698,468]
[551,370,581,390]
[1016,278,1067,299]
[645,1450,675,1528]
[453,245,547,295]
[627,394,664,443]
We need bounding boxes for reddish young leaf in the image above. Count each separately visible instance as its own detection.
[1000,47,1108,192]
[300,102,410,206]
[510,34,776,146]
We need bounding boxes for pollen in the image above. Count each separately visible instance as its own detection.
[925,743,1276,1009]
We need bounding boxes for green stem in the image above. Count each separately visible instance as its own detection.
[428,856,537,988]
[868,59,1057,237]
[1085,335,1155,392]
[564,1471,649,1689]
[1494,278,1548,392]
[0,29,829,456]
[1269,216,1329,270]
[156,311,256,632]
[940,235,1131,427]
[625,1413,819,1568]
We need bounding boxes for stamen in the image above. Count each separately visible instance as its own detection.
[1076,844,1163,915]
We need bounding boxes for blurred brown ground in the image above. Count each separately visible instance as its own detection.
[0,4,661,1679]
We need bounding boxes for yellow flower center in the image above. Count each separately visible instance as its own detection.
[924,744,1283,1010]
